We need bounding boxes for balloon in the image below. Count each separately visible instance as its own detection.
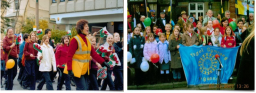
[229,22,237,31]
[213,20,220,28]
[140,61,149,72]
[150,54,160,63]
[144,17,151,26]
[6,59,15,69]
[130,58,136,64]
[127,52,132,62]
[156,28,162,35]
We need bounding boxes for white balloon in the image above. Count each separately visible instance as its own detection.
[127,52,132,62]
[140,61,149,72]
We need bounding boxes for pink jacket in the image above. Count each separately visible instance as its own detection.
[143,41,158,61]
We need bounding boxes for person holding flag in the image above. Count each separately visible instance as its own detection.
[3,27,20,90]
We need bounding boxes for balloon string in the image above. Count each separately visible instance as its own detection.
[152,63,158,68]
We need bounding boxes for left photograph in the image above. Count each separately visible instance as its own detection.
[1,0,124,90]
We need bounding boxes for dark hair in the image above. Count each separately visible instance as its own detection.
[23,33,29,41]
[221,17,228,27]
[76,19,89,34]
[45,29,51,35]
[61,35,69,45]
[237,19,243,24]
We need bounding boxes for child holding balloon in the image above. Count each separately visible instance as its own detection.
[168,28,182,81]
[129,27,145,86]
[143,33,158,84]
[158,33,171,82]
[221,26,236,48]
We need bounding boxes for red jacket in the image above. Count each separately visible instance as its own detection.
[55,44,69,68]
[221,36,236,48]
[3,36,19,58]
[67,34,105,71]
[24,41,38,60]
[220,26,226,36]
[1,48,6,61]
[228,18,233,23]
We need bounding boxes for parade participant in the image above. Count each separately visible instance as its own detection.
[189,17,196,28]
[206,20,214,36]
[100,34,116,90]
[144,26,152,41]
[211,28,222,47]
[235,28,254,90]
[169,28,182,82]
[66,19,108,90]
[55,36,71,90]
[23,32,38,90]
[224,11,233,23]
[3,27,19,90]
[199,27,212,46]
[165,24,172,41]
[1,39,6,88]
[152,25,159,42]
[129,27,145,86]
[17,33,29,87]
[194,21,202,34]
[130,23,144,36]
[217,13,221,23]
[139,15,146,31]
[158,33,171,82]
[113,32,123,90]
[174,24,180,32]
[143,33,158,84]
[156,12,169,33]
[88,36,102,90]
[177,11,187,32]
[220,17,229,35]
[198,16,203,24]
[221,26,236,48]
[235,19,245,46]
[36,35,56,90]
[182,23,199,46]
[203,10,217,26]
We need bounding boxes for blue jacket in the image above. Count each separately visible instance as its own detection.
[18,42,26,59]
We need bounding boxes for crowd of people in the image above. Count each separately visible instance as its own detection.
[127,9,254,90]
[1,19,123,90]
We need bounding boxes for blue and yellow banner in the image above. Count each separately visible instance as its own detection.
[235,0,254,15]
[179,44,239,85]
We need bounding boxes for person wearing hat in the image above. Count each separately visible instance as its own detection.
[156,12,170,33]
[177,11,188,33]
[203,10,217,26]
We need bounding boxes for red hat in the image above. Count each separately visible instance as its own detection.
[127,15,132,18]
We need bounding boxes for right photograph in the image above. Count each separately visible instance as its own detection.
[127,0,255,90]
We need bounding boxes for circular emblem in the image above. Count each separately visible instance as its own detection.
[198,53,218,75]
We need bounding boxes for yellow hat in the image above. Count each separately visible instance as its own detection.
[181,11,186,15]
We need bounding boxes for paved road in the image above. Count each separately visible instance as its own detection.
[1,68,111,90]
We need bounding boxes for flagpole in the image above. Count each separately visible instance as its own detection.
[145,0,147,17]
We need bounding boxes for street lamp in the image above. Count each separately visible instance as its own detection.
[208,1,212,9]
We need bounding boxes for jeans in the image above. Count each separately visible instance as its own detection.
[101,70,115,90]
[172,69,181,79]
[24,60,36,90]
[57,68,71,90]
[5,57,17,90]
[113,69,123,90]
[89,69,99,90]
[37,72,53,90]
[73,74,89,90]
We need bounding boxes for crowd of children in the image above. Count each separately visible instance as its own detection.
[127,10,254,86]
[0,19,123,90]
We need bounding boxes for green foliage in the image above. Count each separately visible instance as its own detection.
[21,18,34,34]
[1,0,12,33]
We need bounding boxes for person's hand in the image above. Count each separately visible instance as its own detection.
[57,65,60,67]
[30,54,34,57]
[17,54,19,58]
[93,32,98,36]
[96,43,100,49]
[203,44,205,46]
[53,70,57,72]
[239,43,242,46]
[177,45,180,49]
[40,56,43,60]
[96,62,102,69]
[10,43,15,48]
[223,45,226,48]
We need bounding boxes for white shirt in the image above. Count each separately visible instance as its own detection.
[162,18,166,26]
[238,28,242,34]
[207,28,214,36]
[37,43,57,72]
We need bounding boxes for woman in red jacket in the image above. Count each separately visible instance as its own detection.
[221,26,236,48]
[220,17,229,35]
[55,35,71,90]
[23,31,38,90]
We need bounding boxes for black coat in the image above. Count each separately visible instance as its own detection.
[139,21,146,31]
[234,28,243,46]
[235,37,254,90]
[113,42,123,70]
[156,17,170,33]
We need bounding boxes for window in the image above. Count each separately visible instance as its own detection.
[189,3,204,19]
[129,0,143,1]
[15,0,19,10]
[60,0,65,2]
[68,0,73,1]
[52,0,57,3]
